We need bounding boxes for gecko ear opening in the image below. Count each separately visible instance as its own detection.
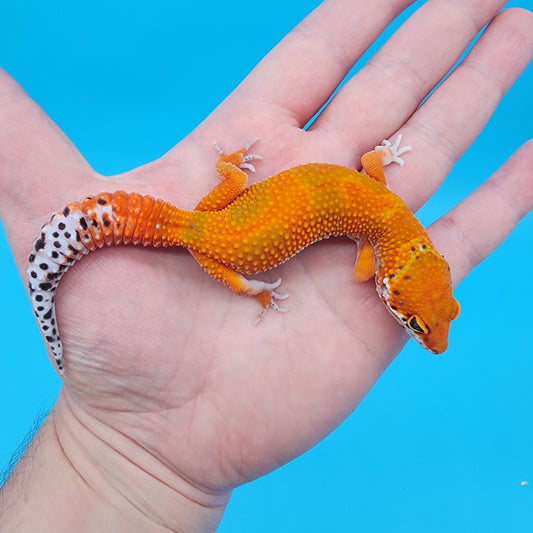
[407,315,429,335]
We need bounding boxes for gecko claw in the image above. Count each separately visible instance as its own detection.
[241,153,263,173]
[253,300,288,325]
[240,162,257,172]
[376,134,412,167]
[272,290,289,301]
[213,139,263,172]
[213,140,224,154]
[243,137,261,151]
[251,278,289,324]
[240,141,263,172]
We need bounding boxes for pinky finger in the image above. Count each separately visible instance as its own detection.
[428,139,533,286]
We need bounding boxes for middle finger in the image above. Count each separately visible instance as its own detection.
[310,0,507,155]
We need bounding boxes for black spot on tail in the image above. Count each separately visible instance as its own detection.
[34,238,45,252]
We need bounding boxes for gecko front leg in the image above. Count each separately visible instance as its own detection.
[360,134,412,185]
[195,139,263,212]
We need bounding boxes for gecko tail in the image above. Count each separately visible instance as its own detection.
[27,209,90,375]
[27,191,175,375]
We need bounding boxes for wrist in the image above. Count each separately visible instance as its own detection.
[1,390,230,532]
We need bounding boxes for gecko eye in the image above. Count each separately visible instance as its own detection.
[407,315,429,334]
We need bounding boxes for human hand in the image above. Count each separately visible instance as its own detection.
[1,0,532,530]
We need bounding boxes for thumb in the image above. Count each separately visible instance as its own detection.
[0,68,94,266]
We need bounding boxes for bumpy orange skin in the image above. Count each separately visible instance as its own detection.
[184,165,407,271]
[181,162,459,353]
[28,139,459,374]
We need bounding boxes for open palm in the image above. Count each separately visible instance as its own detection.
[1,0,532,503]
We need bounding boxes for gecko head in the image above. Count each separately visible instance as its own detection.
[377,246,460,354]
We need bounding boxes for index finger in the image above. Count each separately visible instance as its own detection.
[0,69,94,247]
[230,0,415,126]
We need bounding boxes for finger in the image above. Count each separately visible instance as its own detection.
[311,0,508,153]
[0,68,94,232]
[429,139,533,286]
[219,0,416,127]
[391,8,533,207]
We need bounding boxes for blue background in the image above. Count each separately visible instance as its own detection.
[1,1,532,531]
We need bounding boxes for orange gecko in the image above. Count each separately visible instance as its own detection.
[27,135,460,375]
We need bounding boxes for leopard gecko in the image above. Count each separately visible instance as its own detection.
[27,135,460,375]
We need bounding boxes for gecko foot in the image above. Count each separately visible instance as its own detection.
[247,278,289,325]
[375,134,412,167]
[213,138,263,172]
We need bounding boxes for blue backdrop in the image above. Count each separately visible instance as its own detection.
[1,1,532,531]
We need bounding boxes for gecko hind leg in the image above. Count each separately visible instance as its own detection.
[249,278,289,325]
[190,250,289,323]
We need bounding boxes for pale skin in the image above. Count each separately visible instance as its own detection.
[1,0,532,531]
